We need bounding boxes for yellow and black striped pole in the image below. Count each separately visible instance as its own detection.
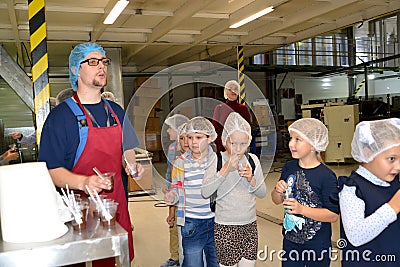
[352,79,365,98]
[237,46,245,105]
[28,0,50,144]
[168,74,174,111]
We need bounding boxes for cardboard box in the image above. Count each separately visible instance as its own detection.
[253,105,268,116]
[133,106,149,116]
[134,116,147,130]
[128,158,153,191]
[151,150,166,162]
[133,106,157,117]
[255,114,271,126]
[146,117,161,131]
[176,106,193,118]
[134,77,159,89]
[135,96,161,109]
[145,131,162,151]
[135,87,162,98]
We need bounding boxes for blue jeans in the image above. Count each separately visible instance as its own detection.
[181,217,219,267]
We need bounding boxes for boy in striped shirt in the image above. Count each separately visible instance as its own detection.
[164,116,219,267]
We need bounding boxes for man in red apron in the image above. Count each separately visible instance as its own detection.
[39,42,143,266]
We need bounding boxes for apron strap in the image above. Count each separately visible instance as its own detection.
[101,98,117,126]
[65,98,89,167]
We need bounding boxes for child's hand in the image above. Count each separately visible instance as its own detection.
[166,214,175,227]
[388,189,400,214]
[238,163,253,182]
[274,180,288,195]
[224,153,240,173]
[164,191,177,205]
[162,184,170,194]
[283,198,304,215]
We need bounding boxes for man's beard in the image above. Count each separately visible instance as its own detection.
[93,79,106,88]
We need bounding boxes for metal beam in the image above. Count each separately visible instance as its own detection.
[312,54,400,77]
[7,0,24,68]
[0,45,33,110]
[0,45,33,111]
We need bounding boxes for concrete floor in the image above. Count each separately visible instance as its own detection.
[128,157,356,267]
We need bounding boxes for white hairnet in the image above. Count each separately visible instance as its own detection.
[185,116,217,142]
[69,42,106,91]
[56,88,75,105]
[101,91,116,101]
[49,97,57,110]
[224,80,240,99]
[165,114,189,131]
[351,118,400,163]
[288,118,329,152]
[222,112,252,146]
[177,123,188,137]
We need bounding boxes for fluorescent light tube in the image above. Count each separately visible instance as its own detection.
[229,6,274,29]
[104,0,129,25]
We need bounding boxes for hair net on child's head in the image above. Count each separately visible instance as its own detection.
[177,123,187,137]
[185,116,217,142]
[69,42,106,91]
[49,97,57,110]
[56,88,75,105]
[224,80,240,99]
[221,112,252,146]
[101,91,116,101]
[351,118,400,163]
[288,118,329,152]
[165,114,189,131]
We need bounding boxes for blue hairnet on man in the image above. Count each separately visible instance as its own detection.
[69,42,106,91]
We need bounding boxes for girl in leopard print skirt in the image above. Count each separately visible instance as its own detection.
[202,112,267,267]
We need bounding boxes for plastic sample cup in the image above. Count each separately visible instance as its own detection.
[72,202,89,232]
[102,172,115,191]
[127,162,139,179]
[101,202,119,230]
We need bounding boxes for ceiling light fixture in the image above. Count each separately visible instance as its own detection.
[103,0,129,25]
[229,6,274,29]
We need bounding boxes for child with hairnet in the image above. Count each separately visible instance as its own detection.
[202,112,266,267]
[271,118,339,267]
[164,116,219,267]
[162,114,189,267]
[338,118,400,267]
[165,114,190,184]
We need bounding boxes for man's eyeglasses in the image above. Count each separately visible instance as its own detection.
[80,58,111,66]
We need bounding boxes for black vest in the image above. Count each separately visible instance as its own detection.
[339,171,400,267]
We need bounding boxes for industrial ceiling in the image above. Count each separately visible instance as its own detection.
[0,0,399,75]
[0,0,399,130]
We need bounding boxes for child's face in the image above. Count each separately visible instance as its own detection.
[187,132,210,157]
[178,133,189,153]
[288,131,314,160]
[364,145,400,182]
[167,127,177,141]
[225,131,249,157]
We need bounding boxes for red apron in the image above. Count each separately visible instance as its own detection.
[71,96,134,264]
